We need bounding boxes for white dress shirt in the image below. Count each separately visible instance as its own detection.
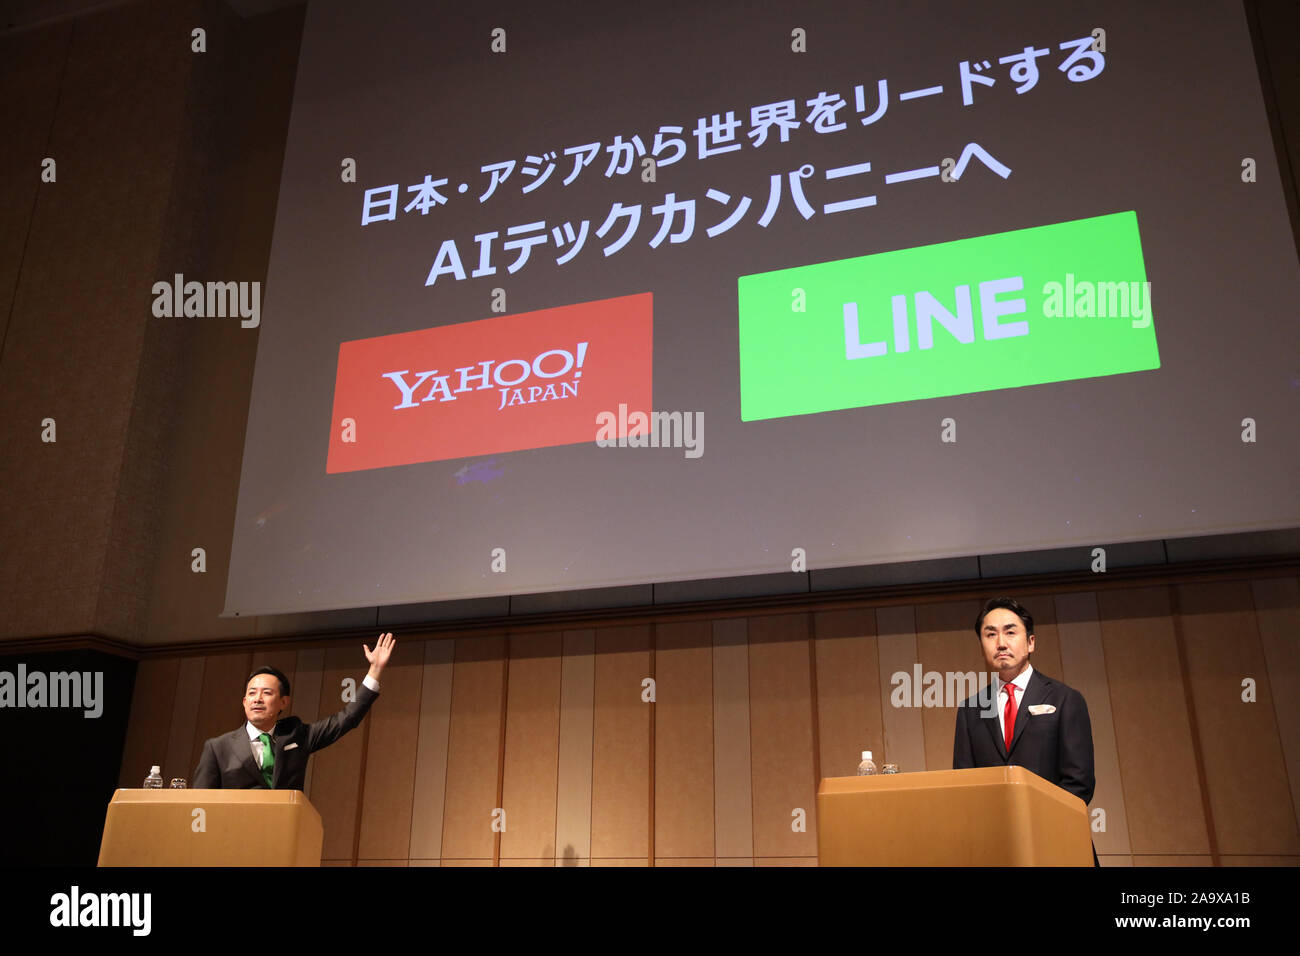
[997,663,1034,744]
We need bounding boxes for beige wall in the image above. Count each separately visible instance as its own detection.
[118,577,1300,866]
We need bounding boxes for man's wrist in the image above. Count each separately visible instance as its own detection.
[363,671,381,691]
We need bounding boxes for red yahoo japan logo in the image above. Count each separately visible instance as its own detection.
[327,293,653,472]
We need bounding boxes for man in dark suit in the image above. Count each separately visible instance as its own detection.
[953,598,1095,806]
[192,632,396,790]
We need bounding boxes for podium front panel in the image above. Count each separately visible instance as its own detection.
[817,767,1092,866]
[98,789,324,866]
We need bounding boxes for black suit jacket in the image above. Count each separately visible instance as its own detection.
[952,669,1095,804]
[192,684,378,790]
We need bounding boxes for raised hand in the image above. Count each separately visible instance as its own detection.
[363,632,396,677]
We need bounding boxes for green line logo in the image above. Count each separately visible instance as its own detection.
[737,211,1159,421]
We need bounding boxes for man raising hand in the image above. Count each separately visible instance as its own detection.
[193,632,397,790]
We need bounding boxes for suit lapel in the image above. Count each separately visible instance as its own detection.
[1008,670,1048,756]
[235,728,264,787]
[270,721,292,789]
[983,689,1008,760]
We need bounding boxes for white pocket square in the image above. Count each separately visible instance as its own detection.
[283,742,299,750]
[1028,704,1056,715]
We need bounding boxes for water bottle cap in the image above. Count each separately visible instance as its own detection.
[861,751,872,761]
[150,765,160,773]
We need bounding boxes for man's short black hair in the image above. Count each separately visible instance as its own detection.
[248,665,290,697]
[974,597,1034,639]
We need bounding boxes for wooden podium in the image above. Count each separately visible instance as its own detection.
[817,766,1092,866]
[98,790,323,866]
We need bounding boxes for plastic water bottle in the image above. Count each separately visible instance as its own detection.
[856,750,878,775]
[143,765,164,788]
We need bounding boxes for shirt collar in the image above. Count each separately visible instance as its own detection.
[1001,663,1034,694]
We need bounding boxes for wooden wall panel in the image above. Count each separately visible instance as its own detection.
[1055,591,1132,856]
[712,618,753,859]
[409,638,454,861]
[1099,588,1210,855]
[1250,577,1300,841]
[590,624,651,860]
[1220,855,1300,866]
[111,570,1300,866]
[188,651,251,775]
[357,638,426,861]
[500,631,563,860]
[1028,598,1063,682]
[1176,581,1300,855]
[747,613,817,858]
[915,600,982,772]
[555,629,595,862]
[813,608,880,779]
[440,634,506,861]
[310,645,373,862]
[654,619,714,859]
[292,649,325,721]
[248,647,298,701]
[164,657,205,784]
[1134,855,1213,866]
[876,606,926,774]
[118,657,181,787]
[293,648,325,797]
[656,858,714,866]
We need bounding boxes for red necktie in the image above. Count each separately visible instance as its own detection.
[1003,682,1017,753]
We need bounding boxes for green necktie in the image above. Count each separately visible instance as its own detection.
[259,732,274,788]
